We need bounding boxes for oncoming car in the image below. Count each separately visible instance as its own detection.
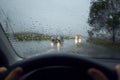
[75,35,81,44]
[51,36,64,46]
[0,0,120,80]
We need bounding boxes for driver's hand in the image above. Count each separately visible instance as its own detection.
[88,64,120,80]
[0,67,23,80]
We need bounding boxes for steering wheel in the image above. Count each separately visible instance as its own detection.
[2,53,117,80]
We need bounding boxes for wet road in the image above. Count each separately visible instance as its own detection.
[11,38,120,59]
[11,39,76,58]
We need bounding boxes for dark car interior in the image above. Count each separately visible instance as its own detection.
[0,49,118,80]
[0,49,9,67]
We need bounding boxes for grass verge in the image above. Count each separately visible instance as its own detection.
[87,38,120,52]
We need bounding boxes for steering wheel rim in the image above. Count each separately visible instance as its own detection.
[5,53,117,80]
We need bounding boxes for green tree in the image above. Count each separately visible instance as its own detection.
[88,0,120,43]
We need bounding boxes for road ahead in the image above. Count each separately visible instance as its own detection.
[11,38,120,59]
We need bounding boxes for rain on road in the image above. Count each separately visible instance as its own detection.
[11,38,120,59]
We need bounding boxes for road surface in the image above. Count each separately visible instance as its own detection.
[11,38,120,59]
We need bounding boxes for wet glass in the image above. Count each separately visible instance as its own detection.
[0,0,120,59]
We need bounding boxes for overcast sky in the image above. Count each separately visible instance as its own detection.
[0,0,91,36]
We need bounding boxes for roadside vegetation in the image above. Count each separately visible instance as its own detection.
[88,0,120,44]
[7,32,71,41]
[87,0,120,52]
[9,32,52,41]
[88,37,120,52]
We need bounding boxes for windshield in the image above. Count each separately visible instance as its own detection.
[0,0,120,59]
